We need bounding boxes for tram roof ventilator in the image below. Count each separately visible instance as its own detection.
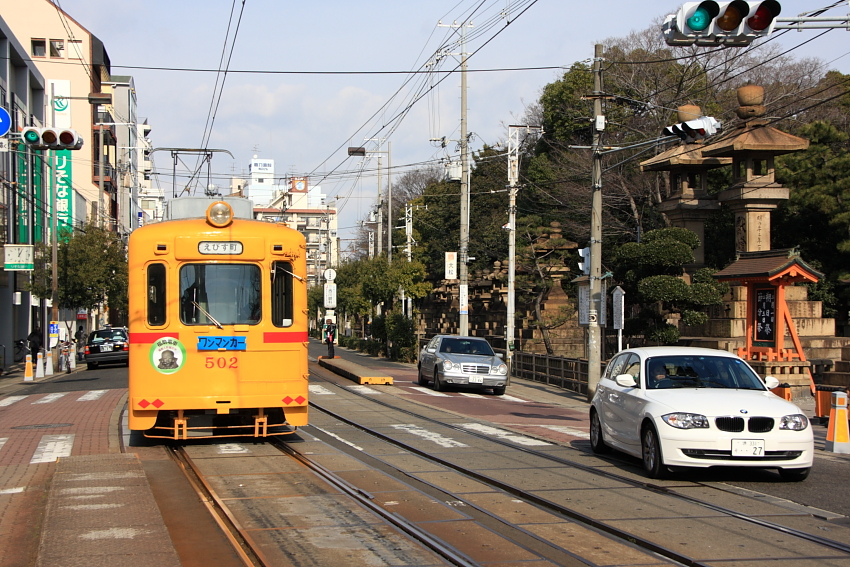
[163,196,254,221]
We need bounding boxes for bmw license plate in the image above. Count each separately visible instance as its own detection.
[100,344,112,352]
[468,376,484,384]
[732,439,764,457]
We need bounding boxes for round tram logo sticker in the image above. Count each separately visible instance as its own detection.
[150,337,186,374]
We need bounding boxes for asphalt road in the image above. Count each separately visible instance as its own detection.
[314,340,850,521]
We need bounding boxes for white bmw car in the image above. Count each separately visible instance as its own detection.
[590,347,813,481]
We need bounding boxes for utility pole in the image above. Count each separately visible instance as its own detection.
[438,20,473,336]
[587,43,605,401]
[387,141,392,263]
[506,125,541,372]
[377,155,383,257]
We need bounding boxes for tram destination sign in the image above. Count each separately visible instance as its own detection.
[198,241,243,255]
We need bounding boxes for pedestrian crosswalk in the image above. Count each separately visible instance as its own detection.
[0,390,112,407]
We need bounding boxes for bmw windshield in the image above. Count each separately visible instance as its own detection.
[644,355,765,390]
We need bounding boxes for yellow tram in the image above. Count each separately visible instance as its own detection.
[127,197,308,439]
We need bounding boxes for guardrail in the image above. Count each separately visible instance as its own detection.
[511,352,602,396]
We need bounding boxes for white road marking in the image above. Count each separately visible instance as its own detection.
[461,423,551,446]
[30,434,75,464]
[32,393,68,404]
[458,392,485,398]
[0,487,25,495]
[62,503,123,511]
[0,438,7,452]
[80,528,150,540]
[310,425,364,451]
[0,396,28,407]
[217,443,251,454]
[77,390,108,401]
[391,424,468,448]
[347,385,382,395]
[410,386,450,397]
[308,385,335,395]
[534,425,591,440]
[60,487,125,496]
[497,394,528,403]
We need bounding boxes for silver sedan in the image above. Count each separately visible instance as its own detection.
[417,335,508,395]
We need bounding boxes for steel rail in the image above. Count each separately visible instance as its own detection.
[308,373,850,558]
[167,446,268,567]
[271,439,481,567]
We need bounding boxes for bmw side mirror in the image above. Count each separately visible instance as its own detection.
[764,376,780,390]
[426,347,436,354]
[615,374,637,388]
[496,353,503,359]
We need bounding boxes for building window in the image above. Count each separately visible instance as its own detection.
[49,40,64,58]
[31,39,46,57]
[68,39,83,59]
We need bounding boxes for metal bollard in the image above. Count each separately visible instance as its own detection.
[825,391,850,454]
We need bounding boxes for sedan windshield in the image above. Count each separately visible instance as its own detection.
[645,355,765,390]
[89,330,127,343]
[439,338,494,356]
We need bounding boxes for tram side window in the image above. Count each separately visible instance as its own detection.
[147,263,167,326]
[272,261,294,327]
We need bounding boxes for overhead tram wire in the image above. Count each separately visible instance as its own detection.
[188,0,247,195]
[308,0,542,195]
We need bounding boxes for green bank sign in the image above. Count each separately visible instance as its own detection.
[54,149,73,239]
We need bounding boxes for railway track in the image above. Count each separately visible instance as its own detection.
[148,369,850,566]
[303,370,850,565]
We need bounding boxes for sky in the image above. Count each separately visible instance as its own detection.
[52,0,850,250]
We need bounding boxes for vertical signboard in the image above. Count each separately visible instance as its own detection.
[17,145,28,243]
[445,252,457,280]
[459,284,468,316]
[55,151,73,239]
[49,80,73,240]
[754,287,777,347]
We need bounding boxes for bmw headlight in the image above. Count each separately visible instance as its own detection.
[491,363,508,375]
[442,359,456,372]
[779,414,809,431]
[662,413,709,429]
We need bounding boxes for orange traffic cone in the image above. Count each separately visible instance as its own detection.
[24,354,33,381]
[825,391,849,454]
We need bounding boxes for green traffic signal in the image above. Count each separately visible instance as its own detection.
[23,129,41,144]
[686,6,712,31]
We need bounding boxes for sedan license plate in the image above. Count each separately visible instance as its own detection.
[100,344,113,352]
[732,439,765,457]
[468,376,484,384]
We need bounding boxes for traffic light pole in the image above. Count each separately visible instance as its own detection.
[587,43,604,402]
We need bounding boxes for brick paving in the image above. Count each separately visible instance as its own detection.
[0,366,180,567]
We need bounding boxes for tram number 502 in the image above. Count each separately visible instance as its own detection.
[205,356,238,369]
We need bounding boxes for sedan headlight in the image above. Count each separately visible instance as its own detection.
[442,359,457,372]
[779,414,809,431]
[491,363,508,375]
[662,413,709,429]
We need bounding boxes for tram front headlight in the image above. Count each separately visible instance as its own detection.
[207,201,233,227]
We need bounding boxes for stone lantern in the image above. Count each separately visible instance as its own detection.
[701,85,809,253]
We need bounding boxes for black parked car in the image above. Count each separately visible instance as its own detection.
[85,327,129,369]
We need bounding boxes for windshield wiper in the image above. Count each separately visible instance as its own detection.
[191,301,223,329]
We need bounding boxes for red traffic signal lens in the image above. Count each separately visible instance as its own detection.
[58,130,76,145]
[747,1,781,31]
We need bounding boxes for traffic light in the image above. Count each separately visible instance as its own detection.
[662,116,721,142]
[578,247,591,275]
[20,127,84,150]
[662,1,781,46]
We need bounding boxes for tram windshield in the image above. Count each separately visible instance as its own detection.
[180,264,261,326]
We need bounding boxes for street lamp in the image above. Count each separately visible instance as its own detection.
[348,142,392,261]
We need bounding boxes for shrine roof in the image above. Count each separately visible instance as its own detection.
[639,143,731,172]
[701,120,809,157]
[713,248,822,283]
